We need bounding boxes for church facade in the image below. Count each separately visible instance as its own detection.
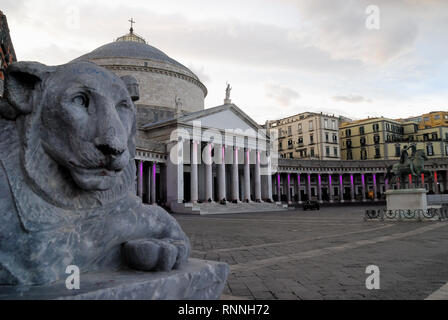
[75,27,278,214]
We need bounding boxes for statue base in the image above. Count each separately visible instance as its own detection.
[0,259,229,300]
[385,188,427,213]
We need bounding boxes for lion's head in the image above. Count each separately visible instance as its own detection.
[0,61,139,194]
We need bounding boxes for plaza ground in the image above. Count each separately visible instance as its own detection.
[174,206,448,300]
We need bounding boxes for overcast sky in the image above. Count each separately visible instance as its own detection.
[2,0,447,123]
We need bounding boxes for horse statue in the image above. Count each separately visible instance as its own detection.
[385,144,430,188]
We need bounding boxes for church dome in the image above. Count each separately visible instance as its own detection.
[74,27,207,114]
[76,32,189,73]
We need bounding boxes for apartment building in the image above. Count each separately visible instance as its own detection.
[340,116,448,160]
[266,112,342,160]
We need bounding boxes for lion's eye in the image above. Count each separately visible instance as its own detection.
[117,101,130,109]
[72,94,89,108]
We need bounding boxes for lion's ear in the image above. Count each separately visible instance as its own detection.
[1,61,54,119]
[120,75,140,102]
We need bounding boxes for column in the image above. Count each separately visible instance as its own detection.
[307,173,312,201]
[317,174,323,203]
[137,160,143,199]
[350,174,355,202]
[267,153,273,201]
[434,171,439,194]
[218,145,226,201]
[328,174,334,203]
[150,162,157,204]
[190,140,198,203]
[166,139,184,206]
[297,173,302,204]
[384,173,389,190]
[145,162,151,203]
[254,150,262,201]
[205,143,213,202]
[244,148,251,202]
[287,174,291,203]
[232,147,239,202]
[339,173,344,203]
[445,170,448,193]
[277,173,281,202]
[373,173,378,201]
[361,173,366,202]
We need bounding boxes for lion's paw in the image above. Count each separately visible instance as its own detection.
[122,238,189,272]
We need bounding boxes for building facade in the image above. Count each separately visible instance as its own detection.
[0,11,17,96]
[274,158,448,204]
[340,117,448,161]
[266,112,342,160]
[402,111,448,130]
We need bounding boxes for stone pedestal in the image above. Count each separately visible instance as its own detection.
[0,259,229,300]
[385,188,427,212]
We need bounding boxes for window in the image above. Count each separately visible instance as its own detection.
[359,126,365,135]
[298,137,303,144]
[432,133,438,140]
[332,120,336,130]
[427,144,434,156]
[288,139,293,148]
[360,137,366,146]
[361,149,367,160]
[395,145,401,157]
[373,123,380,132]
[374,134,380,144]
[310,148,315,157]
[289,152,293,159]
[298,124,302,132]
[334,147,338,157]
[386,134,391,142]
[446,144,448,156]
[325,132,329,142]
[287,126,292,136]
[333,134,338,143]
[375,147,381,158]
[424,117,430,122]
[386,123,390,131]
[434,115,441,120]
[324,119,329,129]
[326,147,330,157]
[346,129,351,137]
[310,134,314,144]
[347,150,353,160]
[309,120,314,131]
[346,139,352,148]
[279,141,282,150]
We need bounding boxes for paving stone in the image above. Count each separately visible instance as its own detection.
[175,206,448,300]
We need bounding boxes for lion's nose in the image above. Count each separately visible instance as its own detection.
[96,144,125,156]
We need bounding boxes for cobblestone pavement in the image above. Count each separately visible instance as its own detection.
[174,206,448,300]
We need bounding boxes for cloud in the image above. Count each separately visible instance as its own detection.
[332,95,372,103]
[188,64,211,83]
[265,84,300,106]
[2,0,448,123]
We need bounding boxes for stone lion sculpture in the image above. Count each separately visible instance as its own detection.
[0,61,190,285]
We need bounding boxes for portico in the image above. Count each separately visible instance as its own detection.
[141,103,274,214]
